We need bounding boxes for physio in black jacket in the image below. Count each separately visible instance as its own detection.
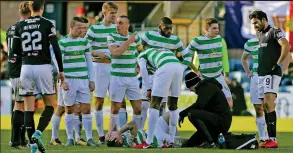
[179,72,232,148]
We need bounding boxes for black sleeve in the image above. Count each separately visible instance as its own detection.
[48,21,63,72]
[273,28,285,41]
[11,25,21,55]
[49,35,63,72]
[180,85,214,117]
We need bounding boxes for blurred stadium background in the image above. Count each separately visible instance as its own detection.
[1,1,293,132]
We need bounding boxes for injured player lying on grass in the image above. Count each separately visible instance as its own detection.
[105,112,188,148]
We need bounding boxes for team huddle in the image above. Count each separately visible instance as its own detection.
[6,1,291,153]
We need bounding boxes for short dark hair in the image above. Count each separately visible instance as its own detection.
[161,17,172,25]
[249,10,268,21]
[70,17,85,25]
[80,17,88,23]
[205,18,218,28]
[19,2,31,16]
[119,15,129,19]
[106,139,121,147]
[29,0,45,12]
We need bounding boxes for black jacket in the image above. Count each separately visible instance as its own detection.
[180,78,232,130]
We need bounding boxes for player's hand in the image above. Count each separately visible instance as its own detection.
[247,71,253,78]
[58,72,65,83]
[178,115,184,128]
[127,32,137,44]
[89,81,95,92]
[62,82,69,91]
[146,89,152,100]
[99,52,110,59]
[271,63,280,72]
[195,71,202,78]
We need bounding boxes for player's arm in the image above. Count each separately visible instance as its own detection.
[282,53,292,74]
[117,121,138,137]
[222,38,230,76]
[49,24,64,73]
[108,32,136,57]
[184,39,200,73]
[180,85,213,117]
[84,40,95,82]
[241,43,253,77]
[138,56,151,91]
[275,29,290,66]
[141,31,149,50]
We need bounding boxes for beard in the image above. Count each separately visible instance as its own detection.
[159,28,171,38]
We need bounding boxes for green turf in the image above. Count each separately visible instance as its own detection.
[1,130,293,153]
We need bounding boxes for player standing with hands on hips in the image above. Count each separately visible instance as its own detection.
[249,10,290,148]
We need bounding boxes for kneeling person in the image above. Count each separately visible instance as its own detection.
[59,17,97,147]
[179,72,232,148]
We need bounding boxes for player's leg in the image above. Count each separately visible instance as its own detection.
[167,63,184,147]
[127,77,142,130]
[19,65,37,145]
[93,63,110,142]
[145,65,172,147]
[50,86,65,145]
[119,97,128,128]
[159,100,167,116]
[250,74,268,144]
[216,75,233,109]
[73,102,87,146]
[10,78,27,149]
[33,65,57,152]
[109,76,127,132]
[141,75,152,129]
[262,75,281,148]
[78,79,99,147]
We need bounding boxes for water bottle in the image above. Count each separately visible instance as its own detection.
[218,133,227,149]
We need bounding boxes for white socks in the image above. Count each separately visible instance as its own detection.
[51,115,61,140]
[119,108,127,128]
[95,110,104,137]
[141,101,150,129]
[109,114,120,131]
[133,114,142,130]
[82,114,92,141]
[146,108,159,144]
[73,115,81,141]
[65,113,75,140]
[256,116,269,141]
[169,110,178,143]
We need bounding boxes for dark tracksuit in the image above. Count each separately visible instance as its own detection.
[180,78,232,147]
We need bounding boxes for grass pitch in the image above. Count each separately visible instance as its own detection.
[1,130,293,153]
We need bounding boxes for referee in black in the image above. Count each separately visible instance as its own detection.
[178,72,232,148]
[249,10,290,148]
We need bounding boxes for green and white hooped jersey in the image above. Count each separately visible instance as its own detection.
[138,48,191,69]
[85,22,116,58]
[107,32,141,77]
[141,30,184,52]
[186,35,223,79]
[122,130,158,148]
[58,35,90,79]
[244,38,259,73]
[141,30,185,74]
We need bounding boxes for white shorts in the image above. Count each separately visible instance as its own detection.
[152,63,184,98]
[215,75,232,98]
[110,76,142,102]
[250,73,262,104]
[19,64,55,96]
[155,117,171,147]
[62,79,91,106]
[142,75,167,102]
[258,75,282,99]
[10,78,24,102]
[93,63,111,98]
